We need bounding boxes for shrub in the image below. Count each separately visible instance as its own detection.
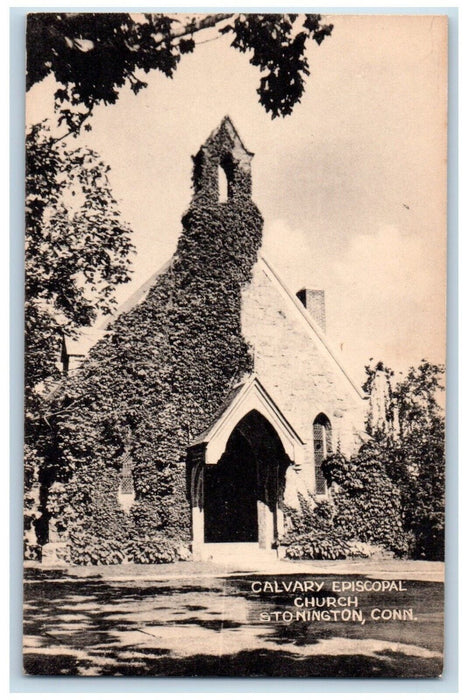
[323,444,411,557]
[68,533,126,566]
[126,537,190,565]
[282,493,350,560]
[281,442,411,561]
[285,532,349,560]
[66,530,191,566]
[346,540,394,560]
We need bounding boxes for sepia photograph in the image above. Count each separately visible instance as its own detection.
[23,10,447,678]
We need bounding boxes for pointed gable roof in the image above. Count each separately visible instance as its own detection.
[257,256,364,401]
[201,115,254,158]
[191,374,305,465]
[69,251,363,409]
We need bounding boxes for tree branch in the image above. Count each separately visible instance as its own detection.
[147,13,234,44]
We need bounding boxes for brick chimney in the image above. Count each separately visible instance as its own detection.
[296,288,326,332]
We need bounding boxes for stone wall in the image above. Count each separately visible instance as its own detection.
[241,257,366,501]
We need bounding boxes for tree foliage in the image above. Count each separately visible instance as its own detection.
[361,360,445,560]
[284,360,446,561]
[27,12,333,133]
[322,446,410,557]
[24,122,135,552]
[25,123,135,419]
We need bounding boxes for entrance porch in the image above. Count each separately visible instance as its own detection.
[187,376,305,562]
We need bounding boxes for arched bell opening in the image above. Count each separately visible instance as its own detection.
[191,117,253,206]
[203,409,291,547]
[217,164,229,203]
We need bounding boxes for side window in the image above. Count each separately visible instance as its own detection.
[118,457,135,513]
[313,414,332,495]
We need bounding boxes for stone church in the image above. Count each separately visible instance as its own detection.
[62,117,366,562]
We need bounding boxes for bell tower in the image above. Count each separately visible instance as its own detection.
[191,116,254,205]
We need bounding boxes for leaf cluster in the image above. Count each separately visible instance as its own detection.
[323,445,410,556]
[221,14,333,117]
[25,123,135,414]
[283,445,410,560]
[362,360,445,559]
[27,12,333,133]
[282,493,350,560]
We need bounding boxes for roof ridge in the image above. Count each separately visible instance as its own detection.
[99,256,174,329]
[201,116,254,157]
[259,256,364,399]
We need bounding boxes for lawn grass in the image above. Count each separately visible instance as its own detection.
[23,565,444,677]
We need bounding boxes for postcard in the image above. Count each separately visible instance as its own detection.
[23,11,447,677]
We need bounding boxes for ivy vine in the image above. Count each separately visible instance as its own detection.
[42,199,264,563]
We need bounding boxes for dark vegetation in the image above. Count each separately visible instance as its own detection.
[283,362,445,562]
[28,161,263,564]
[24,125,134,559]
[24,11,333,562]
[27,13,333,134]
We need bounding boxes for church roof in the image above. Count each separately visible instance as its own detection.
[257,257,364,400]
[67,252,363,400]
[191,374,305,465]
[200,115,255,158]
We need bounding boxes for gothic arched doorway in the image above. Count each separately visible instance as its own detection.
[203,410,290,547]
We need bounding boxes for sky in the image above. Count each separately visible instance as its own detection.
[26,13,448,384]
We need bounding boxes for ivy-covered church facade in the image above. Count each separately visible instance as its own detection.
[51,118,366,564]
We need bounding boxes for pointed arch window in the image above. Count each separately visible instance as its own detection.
[313,414,332,495]
[118,456,135,514]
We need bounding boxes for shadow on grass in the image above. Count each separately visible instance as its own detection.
[23,569,444,678]
[24,648,443,678]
